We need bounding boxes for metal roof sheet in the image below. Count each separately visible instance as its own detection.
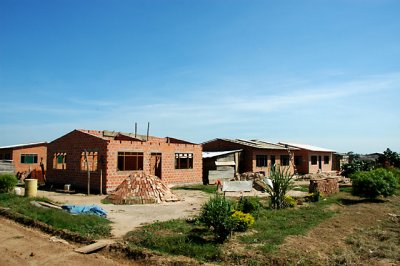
[202,149,242,158]
[279,142,335,152]
[0,142,47,150]
[226,139,289,150]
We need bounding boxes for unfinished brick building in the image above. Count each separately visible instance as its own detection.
[46,129,202,193]
[279,142,335,174]
[0,142,47,178]
[202,139,297,177]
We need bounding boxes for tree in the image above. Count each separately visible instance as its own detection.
[378,148,400,168]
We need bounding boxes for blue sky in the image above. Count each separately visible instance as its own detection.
[1,0,399,154]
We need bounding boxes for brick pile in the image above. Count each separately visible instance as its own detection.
[309,178,339,195]
[106,173,180,204]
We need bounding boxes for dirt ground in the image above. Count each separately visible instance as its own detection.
[268,194,400,265]
[0,217,133,266]
[35,188,211,238]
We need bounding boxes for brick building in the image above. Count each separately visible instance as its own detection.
[0,142,47,177]
[279,142,335,174]
[46,129,202,193]
[202,139,297,176]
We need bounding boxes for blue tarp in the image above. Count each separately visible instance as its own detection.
[61,205,107,218]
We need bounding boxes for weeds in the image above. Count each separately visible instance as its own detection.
[0,193,111,239]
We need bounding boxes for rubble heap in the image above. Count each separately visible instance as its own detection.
[309,178,339,195]
[106,173,180,204]
[236,172,265,181]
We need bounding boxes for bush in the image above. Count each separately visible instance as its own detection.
[268,165,294,209]
[284,195,297,207]
[341,160,373,177]
[305,191,323,202]
[0,174,18,193]
[199,193,235,242]
[236,196,261,217]
[231,210,254,232]
[351,168,398,198]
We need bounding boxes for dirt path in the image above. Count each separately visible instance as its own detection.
[0,217,135,266]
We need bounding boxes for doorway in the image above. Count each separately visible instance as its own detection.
[318,156,322,170]
[150,153,162,178]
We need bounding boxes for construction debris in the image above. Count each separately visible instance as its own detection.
[236,172,265,181]
[74,240,113,254]
[106,173,180,204]
[309,178,339,195]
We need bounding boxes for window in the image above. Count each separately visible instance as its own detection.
[175,153,193,169]
[280,155,290,166]
[324,156,330,164]
[21,154,38,164]
[294,156,302,166]
[118,152,143,171]
[54,153,67,170]
[311,156,318,165]
[1,153,11,160]
[270,155,276,166]
[256,155,268,167]
[81,151,98,171]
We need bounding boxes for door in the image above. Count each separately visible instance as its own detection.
[318,156,322,170]
[150,153,162,178]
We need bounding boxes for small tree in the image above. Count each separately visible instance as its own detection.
[351,168,398,198]
[0,173,18,193]
[199,193,235,243]
[267,165,294,209]
[378,148,400,168]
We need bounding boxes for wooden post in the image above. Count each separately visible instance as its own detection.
[100,169,103,195]
[147,122,150,141]
[99,155,104,195]
[85,150,90,195]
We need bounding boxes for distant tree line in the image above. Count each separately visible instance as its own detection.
[341,148,400,177]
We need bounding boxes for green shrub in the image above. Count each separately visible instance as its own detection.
[305,190,323,202]
[284,195,297,207]
[199,193,235,242]
[0,174,18,193]
[231,210,254,232]
[236,196,261,217]
[268,165,294,209]
[341,160,373,177]
[351,168,398,198]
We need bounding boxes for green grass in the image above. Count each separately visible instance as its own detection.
[124,195,340,263]
[125,219,222,262]
[0,193,111,239]
[339,187,352,193]
[172,184,217,194]
[238,198,338,252]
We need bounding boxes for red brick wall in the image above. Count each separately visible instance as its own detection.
[293,150,333,174]
[292,149,309,174]
[203,140,295,175]
[252,149,295,176]
[47,130,202,194]
[7,145,47,174]
[46,130,108,193]
[105,138,202,192]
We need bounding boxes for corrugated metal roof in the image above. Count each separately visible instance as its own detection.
[0,142,47,150]
[226,139,290,150]
[202,149,242,158]
[279,142,335,152]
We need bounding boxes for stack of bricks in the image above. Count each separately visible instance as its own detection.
[309,178,339,195]
[106,173,180,204]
